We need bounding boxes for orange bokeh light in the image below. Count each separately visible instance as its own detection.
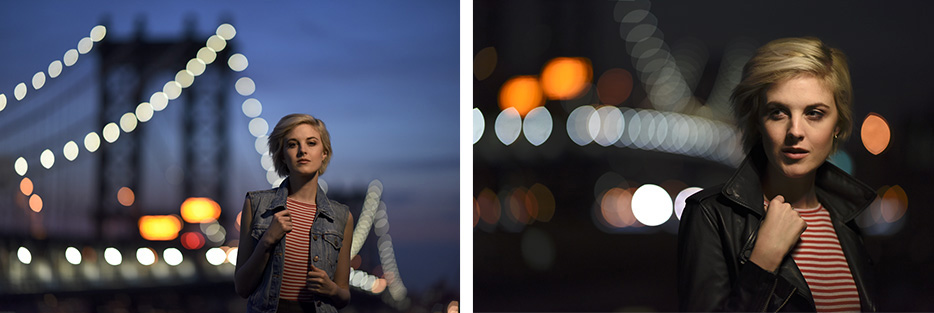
[860,113,891,155]
[117,187,135,207]
[476,188,501,226]
[881,185,908,223]
[474,46,497,81]
[180,197,221,223]
[601,187,636,228]
[181,231,205,250]
[138,215,182,241]
[20,177,34,196]
[597,68,633,106]
[371,278,387,294]
[540,57,592,100]
[29,194,43,213]
[498,75,543,117]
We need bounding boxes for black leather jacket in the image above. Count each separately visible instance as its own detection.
[677,148,878,312]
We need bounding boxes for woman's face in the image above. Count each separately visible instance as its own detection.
[760,75,839,179]
[282,123,327,178]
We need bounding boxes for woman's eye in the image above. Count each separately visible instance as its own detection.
[287,142,297,148]
[768,109,787,119]
[806,110,825,119]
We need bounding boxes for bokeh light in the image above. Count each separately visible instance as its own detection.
[475,188,501,227]
[494,107,521,145]
[20,177,33,196]
[48,60,63,78]
[216,23,237,40]
[600,187,636,228]
[567,105,597,146]
[0,94,6,111]
[14,82,27,100]
[228,53,249,72]
[522,106,553,146]
[65,247,82,265]
[163,81,182,100]
[138,215,182,241]
[40,149,55,169]
[206,247,227,266]
[63,49,79,66]
[175,70,194,88]
[104,247,122,266]
[181,232,206,250]
[117,187,135,207]
[102,122,120,143]
[472,108,485,144]
[592,106,624,146]
[186,58,206,76]
[120,112,138,133]
[180,197,221,223]
[540,57,592,100]
[249,117,269,137]
[206,35,227,52]
[197,47,217,65]
[527,183,555,222]
[226,247,238,265]
[29,194,43,213]
[631,184,673,226]
[84,132,101,153]
[597,68,634,106]
[674,187,703,220]
[242,98,262,118]
[505,187,531,225]
[861,113,891,155]
[77,37,93,54]
[474,46,497,81]
[164,248,184,266]
[236,77,256,96]
[136,102,154,122]
[90,25,107,42]
[137,247,157,266]
[14,157,28,176]
[498,76,543,117]
[63,141,79,161]
[881,185,908,223]
[18,247,32,264]
[32,72,46,90]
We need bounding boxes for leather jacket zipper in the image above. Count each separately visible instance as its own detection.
[774,287,796,312]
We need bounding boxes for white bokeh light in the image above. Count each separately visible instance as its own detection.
[523,106,553,146]
[84,132,101,152]
[164,248,183,266]
[63,141,79,161]
[32,72,46,90]
[163,81,182,100]
[150,92,169,111]
[472,108,484,144]
[206,35,227,52]
[63,49,79,66]
[494,107,521,145]
[206,247,227,266]
[631,184,673,226]
[228,53,248,72]
[136,102,154,122]
[17,247,32,264]
[137,248,156,266]
[197,47,217,64]
[90,25,107,42]
[675,187,703,220]
[567,105,596,146]
[104,247,122,266]
[236,77,256,96]
[65,247,82,265]
[48,60,63,78]
[249,118,269,137]
[242,98,262,118]
[14,82,27,100]
[186,58,206,76]
[14,157,28,176]
[120,113,138,133]
[216,23,237,40]
[593,106,624,146]
[40,149,55,169]
[77,37,93,54]
[102,122,120,143]
[255,136,269,155]
[0,94,6,112]
[176,70,194,88]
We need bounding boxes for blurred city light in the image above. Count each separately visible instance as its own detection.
[84,132,101,152]
[32,71,46,90]
[104,247,122,266]
[674,187,703,220]
[40,149,55,169]
[242,98,262,118]
[248,117,269,137]
[181,232,206,250]
[180,197,221,223]
[48,60,62,78]
[631,184,672,226]
[14,156,28,176]
[29,194,43,212]
[567,105,597,146]
[235,77,255,96]
[881,185,908,223]
[475,188,501,228]
[205,247,226,266]
[102,122,120,143]
[861,113,891,155]
[137,247,157,266]
[473,108,485,144]
[65,247,82,265]
[120,112,138,133]
[527,183,555,222]
[597,68,634,106]
[136,102,154,122]
[63,140,79,161]
[494,107,521,145]
[228,53,248,72]
[117,187,135,207]
[540,57,592,100]
[600,187,636,228]
[216,23,237,40]
[593,106,625,146]
[17,247,32,264]
[522,106,553,146]
[14,82,27,100]
[138,215,182,241]
[164,248,184,266]
[20,177,33,196]
[498,76,543,116]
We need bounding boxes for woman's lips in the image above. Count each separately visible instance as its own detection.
[781,148,809,160]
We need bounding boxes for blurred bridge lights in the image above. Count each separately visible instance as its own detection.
[138,215,182,241]
[180,197,221,223]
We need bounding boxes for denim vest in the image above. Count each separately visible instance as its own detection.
[245,179,349,313]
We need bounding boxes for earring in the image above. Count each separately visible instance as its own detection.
[834,133,838,139]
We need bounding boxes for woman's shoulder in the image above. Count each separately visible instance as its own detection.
[685,184,724,205]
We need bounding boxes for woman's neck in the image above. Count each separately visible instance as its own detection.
[287,173,319,204]
[762,166,819,209]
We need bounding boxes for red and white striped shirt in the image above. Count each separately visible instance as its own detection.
[791,204,861,312]
[280,198,317,301]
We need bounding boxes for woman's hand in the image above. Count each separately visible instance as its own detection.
[749,195,807,273]
[306,264,338,297]
[260,209,293,247]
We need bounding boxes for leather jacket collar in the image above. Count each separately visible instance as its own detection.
[721,145,876,221]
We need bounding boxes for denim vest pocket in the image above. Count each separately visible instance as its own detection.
[310,230,343,279]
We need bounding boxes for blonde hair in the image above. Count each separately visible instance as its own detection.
[731,37,853,153]
[268,114,332,177]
